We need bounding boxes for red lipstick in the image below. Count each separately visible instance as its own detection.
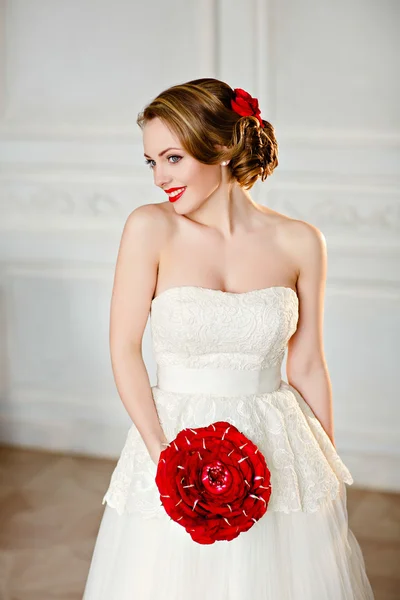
[165,187,187,203]
[165,187,184,193]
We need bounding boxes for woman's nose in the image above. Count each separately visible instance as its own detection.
[154,166,172,189]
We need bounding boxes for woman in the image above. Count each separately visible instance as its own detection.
[83,78,374,598]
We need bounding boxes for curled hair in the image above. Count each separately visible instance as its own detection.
[137,78,278,190]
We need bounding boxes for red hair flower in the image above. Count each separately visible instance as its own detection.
[231,88,264,128]
[155,421,272,545]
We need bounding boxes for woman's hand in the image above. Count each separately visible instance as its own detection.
[149,438,169,466]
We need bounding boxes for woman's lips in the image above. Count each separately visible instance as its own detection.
[168,188,186,203]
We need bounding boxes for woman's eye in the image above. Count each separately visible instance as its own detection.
[168,155,181,164]
[144,155,182,169]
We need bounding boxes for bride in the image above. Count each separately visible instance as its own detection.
[83,78,374,599]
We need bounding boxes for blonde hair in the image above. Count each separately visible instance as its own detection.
[137,78,278,190]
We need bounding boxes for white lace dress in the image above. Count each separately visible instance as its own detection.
[83,286,374,599]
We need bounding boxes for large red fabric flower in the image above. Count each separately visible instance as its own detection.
[231,88,264,128]
[155,421,272,545]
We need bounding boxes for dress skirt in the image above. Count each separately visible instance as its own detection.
[83,479,373,599]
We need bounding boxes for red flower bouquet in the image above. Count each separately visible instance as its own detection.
[155,421,272,545]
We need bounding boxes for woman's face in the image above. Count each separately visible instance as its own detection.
[142,117,223,213]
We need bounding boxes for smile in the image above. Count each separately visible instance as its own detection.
[167,187,186,202]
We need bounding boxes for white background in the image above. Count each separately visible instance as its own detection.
[0,0,399,491]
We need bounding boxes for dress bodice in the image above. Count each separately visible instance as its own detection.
[150,285,299,371]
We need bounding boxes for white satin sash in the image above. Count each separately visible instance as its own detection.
[156,364,282,396]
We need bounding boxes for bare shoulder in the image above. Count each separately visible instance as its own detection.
[124,201,170,231]
[122,201,173,247]
[259,208,327,290]
[283,217,326,253]
[269,210,326,261]
[276,215,328,303]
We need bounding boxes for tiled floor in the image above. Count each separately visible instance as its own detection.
[0,445,399,600]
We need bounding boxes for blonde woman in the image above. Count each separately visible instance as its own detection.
[83,78,374,599]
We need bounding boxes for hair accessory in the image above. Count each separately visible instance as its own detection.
[231,88,264,128]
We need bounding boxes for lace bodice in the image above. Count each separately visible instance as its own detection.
[102,285,353,518]
[150,285,299,370]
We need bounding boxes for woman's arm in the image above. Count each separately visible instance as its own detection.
[286,221,336,448]
[109,204,168,464]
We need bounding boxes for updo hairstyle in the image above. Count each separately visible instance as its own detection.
[136,78,278,190]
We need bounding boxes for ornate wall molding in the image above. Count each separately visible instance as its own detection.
[1,174,399,238]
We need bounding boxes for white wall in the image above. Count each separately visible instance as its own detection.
[0,0,399,491]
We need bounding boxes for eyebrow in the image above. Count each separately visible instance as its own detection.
[143,147,182,159]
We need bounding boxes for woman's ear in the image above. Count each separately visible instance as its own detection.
[215,143,230,165]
